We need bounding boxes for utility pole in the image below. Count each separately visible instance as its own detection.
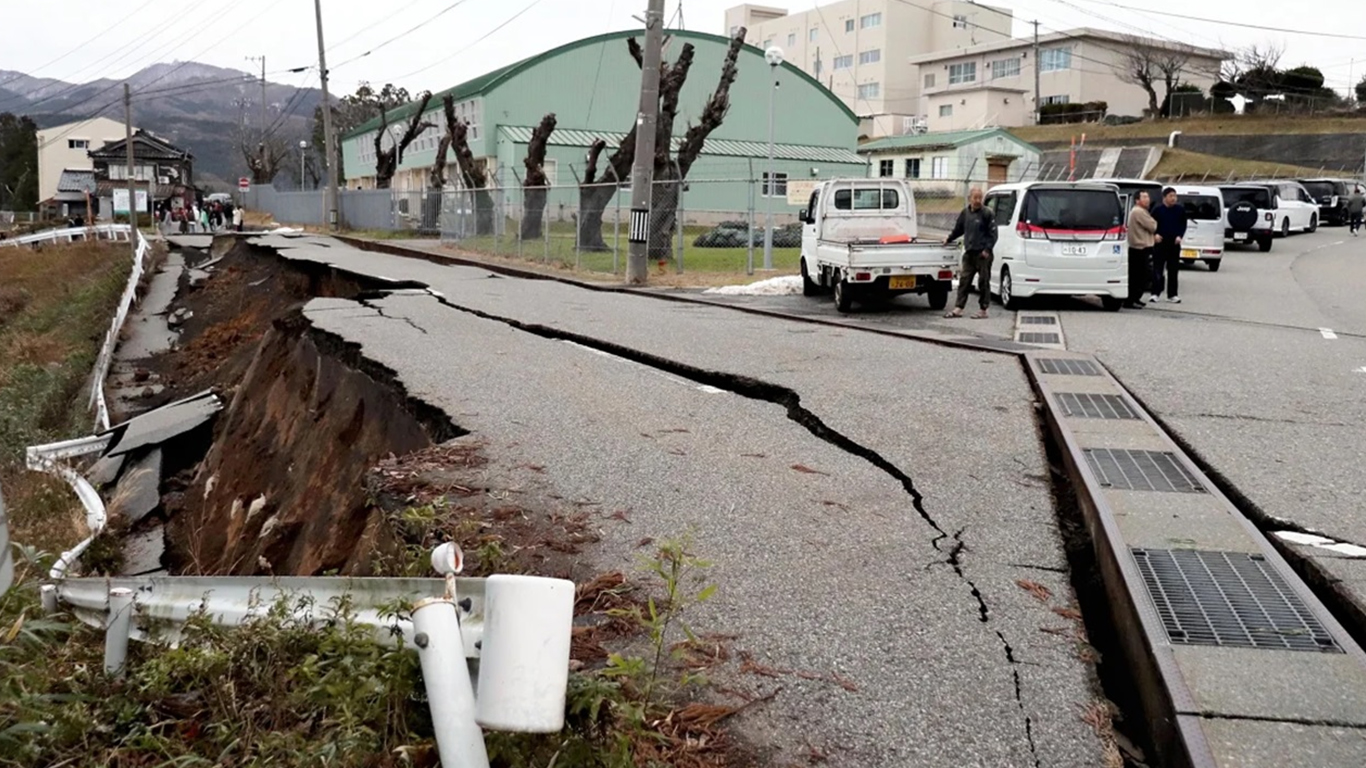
[1032,20,1041,125]
[625,0,665,285]
[314,0,339,230]
[247,56,267,141]
[123,83,137,244]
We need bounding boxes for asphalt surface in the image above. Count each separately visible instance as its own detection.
[251,235,1107,766]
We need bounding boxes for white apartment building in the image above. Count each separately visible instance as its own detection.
[724,1,1013,138]
[35,117,128,205]
[909,29,1228,132]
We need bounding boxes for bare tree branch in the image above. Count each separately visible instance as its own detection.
[523,113,558,188]
[583,138,608,185]
[676,28,745,177]
[429,134,451,188]
[1113,36,1161,117]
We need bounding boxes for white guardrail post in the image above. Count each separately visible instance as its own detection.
[104,587,134,676]
[0,481,12,596]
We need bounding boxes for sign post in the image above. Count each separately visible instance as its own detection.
[238,177,250,209]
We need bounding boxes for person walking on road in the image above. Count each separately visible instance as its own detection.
[232,205,244,233]
[1150,187,1187,304]
[1348,186,1365,236]
[943,187,998,319]
[1126,190,1158,309]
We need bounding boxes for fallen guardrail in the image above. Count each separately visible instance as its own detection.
[0,223,133,248]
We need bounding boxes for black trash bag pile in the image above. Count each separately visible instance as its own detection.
[693,221,802,248]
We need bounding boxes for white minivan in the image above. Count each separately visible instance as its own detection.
[1172,185,1225,272]
[1244,180,1319,236]
[982,182,1128,311]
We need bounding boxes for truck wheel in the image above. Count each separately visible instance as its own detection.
[1000,267,1021,311]
[1206,259,1222,272]
[927,282,950,311]
[834,279,854,313]
[1101,296,1123,312]
[1258,236,1272,253]
[801,257,820,296]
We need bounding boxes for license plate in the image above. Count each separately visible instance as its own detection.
[1181,249,1198,259]
[1060,244,1087,256]
[1232,232,1248,240]
[888,275,918,290]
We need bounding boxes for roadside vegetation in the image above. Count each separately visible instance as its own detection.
[1148,148,1328,182]
[1010,114,1366,145]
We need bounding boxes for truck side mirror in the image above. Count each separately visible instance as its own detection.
[798,210,811,224]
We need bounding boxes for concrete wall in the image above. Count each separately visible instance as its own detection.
[927,88,1029,132]
[36,117,126,203]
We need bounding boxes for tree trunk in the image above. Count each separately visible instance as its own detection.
[521,113,557,241]
[474,188,496,236]
[522,186,547,241]
[647,167,681,263]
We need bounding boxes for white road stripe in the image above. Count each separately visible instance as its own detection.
[1355,367,1366,374]
[1321,328,1338,340]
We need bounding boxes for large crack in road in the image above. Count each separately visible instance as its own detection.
[358,285,1042,765]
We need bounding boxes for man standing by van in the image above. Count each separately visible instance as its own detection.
[943,187,998,319]
[1150,187,1187,304]
[1348,186,1365,236]
[1126,190,1157,309]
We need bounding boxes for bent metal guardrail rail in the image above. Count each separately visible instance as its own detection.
[0,223,134,248]
[91,229,153,432]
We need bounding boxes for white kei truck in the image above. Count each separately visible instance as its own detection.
[797,178,961,313]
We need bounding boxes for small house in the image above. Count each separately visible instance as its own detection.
[858,128,1041,200]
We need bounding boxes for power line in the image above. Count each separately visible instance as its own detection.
[1068,0,1366,42]
[325,0,428,54]
[389,0,548,82]
[331,0,476,70]
[0,0,158,90]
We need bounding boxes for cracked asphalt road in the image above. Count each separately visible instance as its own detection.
[250,235,1107,767]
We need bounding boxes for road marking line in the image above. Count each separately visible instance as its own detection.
[1355,367,1366,374]
[1321,328,1338,339]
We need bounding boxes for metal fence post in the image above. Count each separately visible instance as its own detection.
[105,587,134,676]
[543,187,550,265]
[746,159,756,276]
[412,596,490,768]
[613,179,622,275]
[675,161,685,274]
[570,169,582,270]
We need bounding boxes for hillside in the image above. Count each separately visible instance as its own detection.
[0,63,322,188]
[1010,115,1366,146]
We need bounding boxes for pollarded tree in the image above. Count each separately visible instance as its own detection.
[444,94,495,236]
[373,91,433,189]
[521,113,558,241]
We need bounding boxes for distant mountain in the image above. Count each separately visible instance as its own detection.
[0,62,323,189]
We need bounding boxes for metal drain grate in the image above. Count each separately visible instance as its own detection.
[1019,332,1062,345]
[1056,392,1138,420]
[1039,358,1101,376]
[1083,448,1206,493]
[1019,315,1058,325]
[1132,548,1341,652]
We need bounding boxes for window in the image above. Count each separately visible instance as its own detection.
[904,158,921,179]
[1040,47,1072,72]
[834,187,901,210]
[939,104,953,117]
[729,25,738,37]
[987,192,1018,223]
[1022,188,1122,229]
[857,82,881,99]
[924,73,936,88]
[931,157,950,179]
[543,158,559,188]
[860,12,882,28]
[68,139,89,149]
[878,159,895,177]
[762,172,788,197]
[1041,94,1070,105]
[1177,194,1221,221]
[948,62,976,85]
[763,38,772,49]
[787,33,796,47]
[859,49,881,65]
[953,14,968,28]
[991,58,1020,79]
[833,54,853,70]
[845,19,854,32]
[809,27,818,42]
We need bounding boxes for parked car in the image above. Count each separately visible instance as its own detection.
[982,181,1128,311]
[1088,177,1163,212]
[798,178,959,313]
[1296,178,1353,226]
[1219,185,1275,252]
[1243,180,1319,236]
[1170,185,1226,271]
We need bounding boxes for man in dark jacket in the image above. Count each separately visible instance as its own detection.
[1150,187,1188,304]
[943,187,998,319]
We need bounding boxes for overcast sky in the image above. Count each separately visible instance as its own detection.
[2,0,1364,98]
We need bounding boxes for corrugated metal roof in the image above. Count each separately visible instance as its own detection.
[858,128,1038,154]
[498,126,864,164]
[343,29,858,140]
[57,169,96,194]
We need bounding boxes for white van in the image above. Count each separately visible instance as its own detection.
[982,182,1128,311]
[1243,181,1319,236]
[1172,185,1225,272]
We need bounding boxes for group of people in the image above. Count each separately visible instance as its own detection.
[153,200,244,234]
[1125,188,1187,308]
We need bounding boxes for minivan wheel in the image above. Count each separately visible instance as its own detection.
[1309,214,1318,233]
[1281,218,1291,237]
[1000,267,1020,311]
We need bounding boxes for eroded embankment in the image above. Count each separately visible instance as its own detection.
[149,238,460,576]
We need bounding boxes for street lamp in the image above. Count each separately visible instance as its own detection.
[763,46,784,270]
[299,140,310,190]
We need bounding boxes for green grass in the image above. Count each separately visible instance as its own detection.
[1148,148,1328,182]
[1009,114,1366,145]
[452,219,799,276]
